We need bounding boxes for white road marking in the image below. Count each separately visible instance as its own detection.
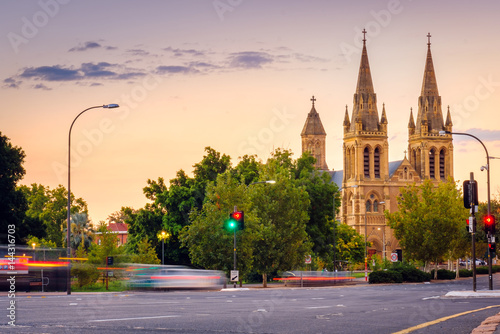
[306,306,331,309]
[88,315,180,322]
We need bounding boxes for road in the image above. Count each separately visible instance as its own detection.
[2,274,500,333]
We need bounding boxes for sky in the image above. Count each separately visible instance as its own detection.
[1,0,500,224]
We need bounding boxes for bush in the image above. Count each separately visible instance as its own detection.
[430,269,456,280]
[387,262,431,282]
[71,263,100,287]
[476,267,489,275]
[369,270,403,284]
[394,266,431,282]
[459,269,473,277]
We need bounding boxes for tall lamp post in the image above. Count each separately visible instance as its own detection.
[439,130,493,290]
[158,231,170,265]
[67,104,119,295]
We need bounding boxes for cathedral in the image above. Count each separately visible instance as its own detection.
[300,31,454,260]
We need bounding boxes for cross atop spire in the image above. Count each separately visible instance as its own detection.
[311,95,316,106]
[362,28,367,44]
[427,32,431,48]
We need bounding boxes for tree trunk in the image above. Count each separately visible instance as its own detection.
[456,259,460,278]
[434,261,438,280]
[262,273,267,288]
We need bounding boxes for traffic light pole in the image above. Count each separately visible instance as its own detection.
[442,131,494,290]
[233,206,237,288]
[470,173,477,292]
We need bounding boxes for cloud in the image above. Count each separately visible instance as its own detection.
[228,51,273,69]
[156,65,198,74]
[164,47,206,57]
[3,77,21,88]
[32,83,51,90]
[80,62,116,77]
[20,65,82,81]
[69,41,102,52]
[126,49,151,57]
[5,63,147,88]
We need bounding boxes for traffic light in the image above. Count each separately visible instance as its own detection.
[224,214,237,231]
[224,211,244,231]
[463,180,478,209]
[489,242,496,254]
[484,215,496,235]
[232,211,244,230]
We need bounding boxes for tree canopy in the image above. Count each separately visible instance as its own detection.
[386,179,468,275]
[0,132,27,242]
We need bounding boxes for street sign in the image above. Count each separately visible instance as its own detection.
[230,270,239,282]
[390,253,398,262]
[469,217,474,233]
[305,255,312,264]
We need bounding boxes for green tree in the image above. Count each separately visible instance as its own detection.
[88,223,124,265]
[334,222,366,269]
[0,132,28,242]
[232,154,261,185]
[248,152,312,287]
[295,152,339,265]
[20,184,87,247]
[125,147,231,266]
[130,237,161,264]
[386,179,468,278]
[180,171,254,277]
[64,213,94,250]
[26,236,57,249]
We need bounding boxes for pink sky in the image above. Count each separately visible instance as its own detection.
[1,0,499,223]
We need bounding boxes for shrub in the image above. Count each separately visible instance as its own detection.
[430,269,456,280]
[476,267,489,275]
[394,266,431,282]
[459,269,473,277]
[387,262,431,282]
[71,263,100,287]
[369,270,403,284]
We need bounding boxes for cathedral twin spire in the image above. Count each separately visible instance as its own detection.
[346,29,385,134]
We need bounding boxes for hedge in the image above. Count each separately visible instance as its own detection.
[369,270,403,284]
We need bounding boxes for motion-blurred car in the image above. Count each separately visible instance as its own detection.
[127,264,225,290]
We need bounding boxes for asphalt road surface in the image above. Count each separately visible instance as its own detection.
[2,274,500,333]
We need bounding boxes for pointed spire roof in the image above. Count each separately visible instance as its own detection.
[380,103,388,124]
[421,33,439,97]
[343,105,350,126]
[415,33,444,134]
[445,105,453,127]
[355,29,375,95]
[349,29,380,133]
[408,108,415,128]
[301,96,327,136]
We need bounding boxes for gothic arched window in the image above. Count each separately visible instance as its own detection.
[366,200,372,213]
[429,149,436,179]
[374,147,380,178]
[364,147,370,178]
[439,149,446,179]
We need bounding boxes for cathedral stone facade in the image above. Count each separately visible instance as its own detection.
[301,32,454,260]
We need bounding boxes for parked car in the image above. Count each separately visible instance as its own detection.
[458,259,486,266]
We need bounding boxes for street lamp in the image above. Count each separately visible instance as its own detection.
[159,230,170,265]
[439,130,493,290]
[66,104,119,295]
[249,180,276,185]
